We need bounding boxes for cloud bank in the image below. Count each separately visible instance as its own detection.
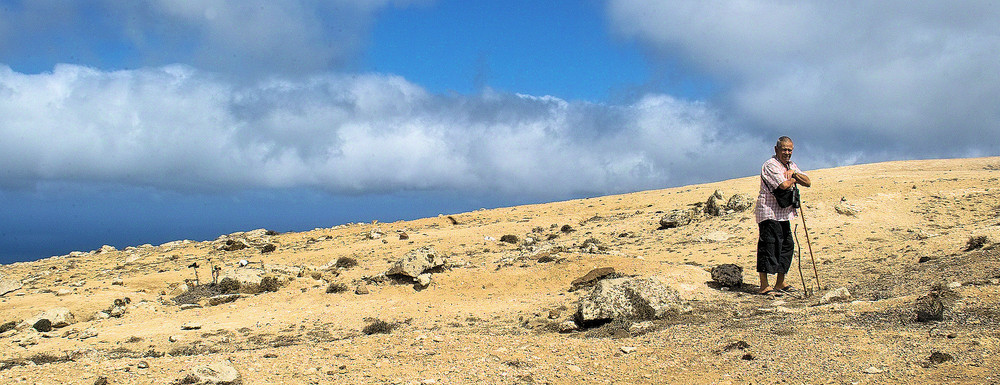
[608,0,1000,160]
[0,64,759,198]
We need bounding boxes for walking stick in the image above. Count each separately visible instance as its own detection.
[797,201,821,291]
[793,224,809,297]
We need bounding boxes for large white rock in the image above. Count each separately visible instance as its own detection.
[386,247,446,278]
[577,277,687,323]
[0,275,22,296]
[24,307,76,329]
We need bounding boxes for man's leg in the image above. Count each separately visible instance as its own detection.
[758,272,770,293]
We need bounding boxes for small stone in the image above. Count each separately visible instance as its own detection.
[416,273,432,287]
[55,288,74,296]
[112,278,124,286]
[567,365,582,373]
[946,282,961,289]
[820,287,852,304]
[355,284,370,295]
[863,366,883,374]
[620,346,637,354]
[137,360,149,369]
[181,322,202,330]
[557,321,579,333]
[169,335,180,342]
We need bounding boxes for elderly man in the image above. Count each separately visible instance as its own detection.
[754,136,811,295]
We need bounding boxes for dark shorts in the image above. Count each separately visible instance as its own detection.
[757,220,793,274]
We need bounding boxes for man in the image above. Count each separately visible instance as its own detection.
[754,136,811,295]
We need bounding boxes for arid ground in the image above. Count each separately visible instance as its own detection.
[2,157,999,384]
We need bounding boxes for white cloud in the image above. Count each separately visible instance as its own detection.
[0,64,761,198]
[608,0,1000,160]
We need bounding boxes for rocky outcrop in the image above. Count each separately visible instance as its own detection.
[704,190,727,216]
[174,361,242,385]
[659,209,693,228]
[576,277,687,326]
[725,193,754,212]
[386,247,446,278]
[0,274,22,296]
[24,307,76,330]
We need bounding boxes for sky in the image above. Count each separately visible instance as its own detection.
[1,0,998,264]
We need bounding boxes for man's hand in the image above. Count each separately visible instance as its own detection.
[784,169,795,180]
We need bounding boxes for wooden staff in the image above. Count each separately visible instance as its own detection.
[797,202,821,291]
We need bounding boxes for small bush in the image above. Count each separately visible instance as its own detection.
[326,283,349,294]
[965,235,989,251]
[500,234,519,244]
[560,225,574,233]
[335,257,358,269]
[260,244,277,253]
[362,319,397,335]
[259,276,281,293]
[218,277,240,294]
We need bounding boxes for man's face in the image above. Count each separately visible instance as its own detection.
[775,141,794,164]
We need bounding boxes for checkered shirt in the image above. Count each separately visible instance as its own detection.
[754,156,805,223]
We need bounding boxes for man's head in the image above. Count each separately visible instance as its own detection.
[774,136,794,165]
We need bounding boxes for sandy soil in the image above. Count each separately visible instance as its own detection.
[1,156,999,384]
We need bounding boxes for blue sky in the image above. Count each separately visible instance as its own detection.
[1,0,999,263]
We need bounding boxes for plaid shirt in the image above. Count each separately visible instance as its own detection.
[755,156,805,223]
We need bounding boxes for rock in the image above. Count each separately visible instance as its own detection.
[915,293,945,322]
[108,305,127,318]
[820,288,851,304]
[138,360,149,369]
[0,276,22,296]
[355,284,370,295]
[699,231,732,242]
[620,346,637,354]
[219,268,263,286]
[206,294,241,306]
[710,264,743,287]
[111,278,125,286]
[570,267,617,291]
[97,245,117,253]
[863,366,883,374]
[704,190,727,216]
[56,288,74,296]
[94,376,109,385]
[928,351,953,364]
[557,320,579,333]
[219,239,250,252]
[179,361,242,385]
[398,232,409,240]
[416,273,433,287]
[25,307,76,329]
[725,193,754,212]
[628,321,657,334]
[33,318,53,332]
[181,322,202,330]
[659,209,693,228]
[386,246,446,278]
[576,277,687,325]
[834,199,861,216]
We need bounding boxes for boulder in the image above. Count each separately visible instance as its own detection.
[834,199,861,216]
[177,361,242,385]
[710,264,743,287]
[0,275,22,296]
[820,287,851,304]
[915,292,946,322]
[704,190,727,216]
[576,277,686,325]
[386,247,446,278]
[24,307,76,329]
[725,194,754,212]
[659,209,693,228]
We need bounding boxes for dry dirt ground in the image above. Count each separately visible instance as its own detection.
[2,157,999,385]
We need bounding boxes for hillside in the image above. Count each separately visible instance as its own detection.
[2,157,999,384]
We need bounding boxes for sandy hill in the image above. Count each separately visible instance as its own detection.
[1,157,998,385]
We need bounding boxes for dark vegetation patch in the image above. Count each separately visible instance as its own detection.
[500,234,519,244]
[326,283,349,293]
[335,257,358,269]
[965,235,989,251]
[1,353,74,371]
[362,319,397,335]
[0,321,16,333]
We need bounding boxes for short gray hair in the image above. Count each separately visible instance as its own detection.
[776,136,793,146]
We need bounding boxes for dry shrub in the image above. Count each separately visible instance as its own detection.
[335,257,358,269]
[259,276,281,292]
[362,319,397,335]
[326,283,349,294]
[218,277,240,294]
[500,234,519,244]
[966,235,989,251]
